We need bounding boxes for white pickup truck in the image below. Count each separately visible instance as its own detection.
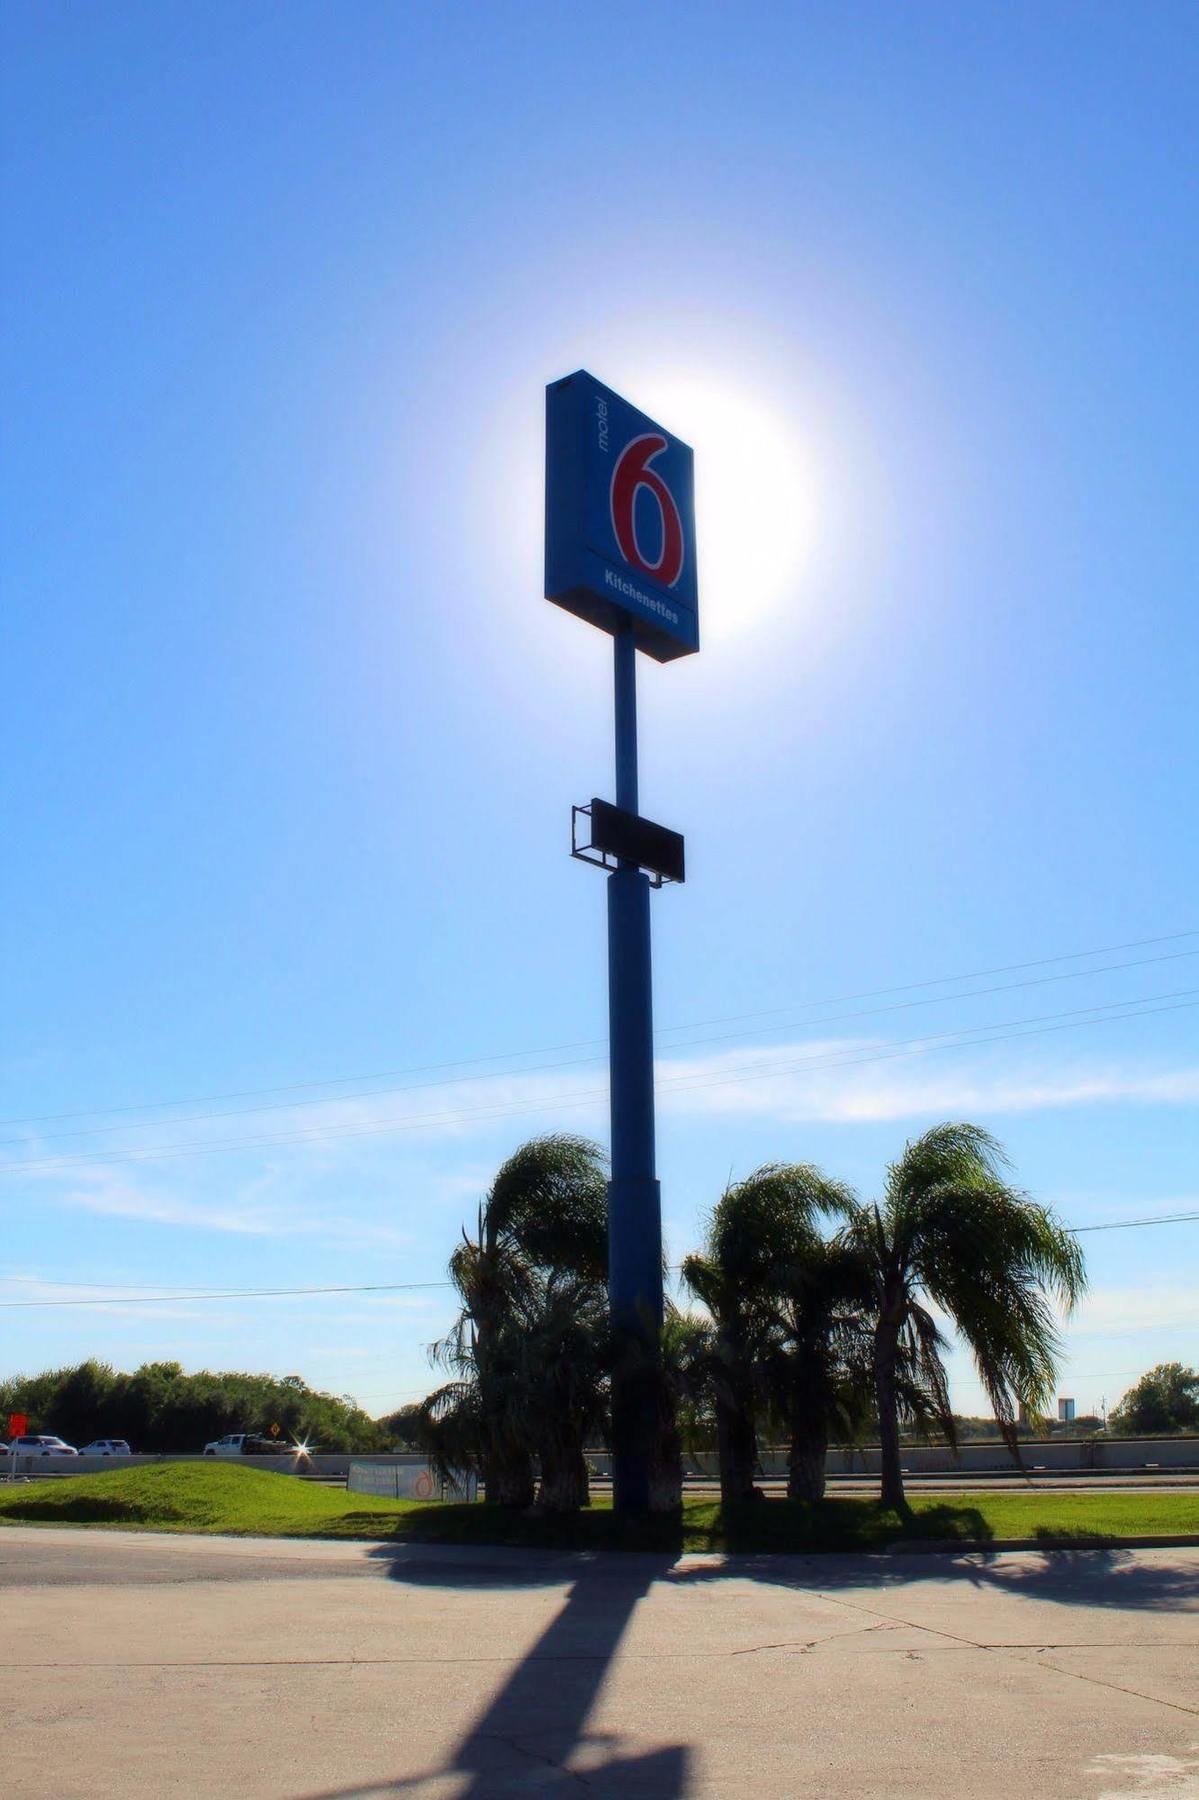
[202,1433,291,1458]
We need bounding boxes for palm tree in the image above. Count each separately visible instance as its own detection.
[762,1233,874,1502]
[843,1123,1086,1511]
[516,1264,609,1512]
[647,1307,715,1511]
[683,1163,860,1505]
[426,1134,608,1511]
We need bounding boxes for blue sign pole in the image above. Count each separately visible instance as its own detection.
[607,622,663,1514]
[544,369,697,1515]
[613,620,639,815]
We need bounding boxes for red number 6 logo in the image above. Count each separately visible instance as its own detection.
[610,434,685,588]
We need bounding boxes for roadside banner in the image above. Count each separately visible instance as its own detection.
[347,1459,477,1502]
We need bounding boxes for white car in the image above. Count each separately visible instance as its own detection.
[7,1434,78,1457]
[79,1439,132,1456]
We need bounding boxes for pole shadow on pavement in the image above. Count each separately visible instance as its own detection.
[303,1551,690,1798]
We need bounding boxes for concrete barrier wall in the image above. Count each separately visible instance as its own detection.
[583,1436,1199,1479]
[0,1450,483,1491]
[2,1452,356,1479]
[4,1437,1196,1484]
[1091,1437,1199,1471]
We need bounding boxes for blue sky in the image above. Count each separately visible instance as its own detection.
[3,2,1196,1426]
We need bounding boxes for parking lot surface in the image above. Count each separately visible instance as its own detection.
[1,1526,1196,1797]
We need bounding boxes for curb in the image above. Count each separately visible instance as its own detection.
[885,1534,1199,1553]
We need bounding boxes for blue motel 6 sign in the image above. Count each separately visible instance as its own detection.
[545,371,699,662]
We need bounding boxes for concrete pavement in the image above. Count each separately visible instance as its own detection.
[1,1526,1196,1798]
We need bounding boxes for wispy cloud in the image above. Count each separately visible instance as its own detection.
[15,1039,1197,1168]
[1069,1284,1199,1338]
[65,1175,280,1235]
[50,1169,415,1246]
[654,1043,1199,1125]
[6,1042,1196,1239]
[356,1293,440,1311]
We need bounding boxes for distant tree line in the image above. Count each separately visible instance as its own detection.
[938,1413,1103,1441]
[1109,1364,1199,1436]
[0,1360,391,1454]
[414,1124,1088,1514]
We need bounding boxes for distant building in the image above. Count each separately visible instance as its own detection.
[1058,1397,1076,1423]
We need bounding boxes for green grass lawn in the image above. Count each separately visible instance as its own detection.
[1,1463,1197,1552]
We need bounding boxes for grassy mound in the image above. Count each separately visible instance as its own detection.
[1,1463,1196,1551]
[0,1462,341,1531]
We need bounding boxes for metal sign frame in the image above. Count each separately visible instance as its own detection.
[572,799,685,887]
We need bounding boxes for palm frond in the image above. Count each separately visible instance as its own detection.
[485,1133,608,1276]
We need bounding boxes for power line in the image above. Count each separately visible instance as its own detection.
[1072,1211,1199,1232]
[1,1209,1195,1309]
[3,926,1194,1131]
[3,987,1194,1177]
[349,1389,433,1403]
[950,1368,1161,1390]
[8,945,1197,1149]
[654,929,1199,1033]
[0,1280,453,1310]
[0,1274,302,1292]
[652,991,1199,1095]
[1071,1318,1199,1340]
[644,951,1199,1055]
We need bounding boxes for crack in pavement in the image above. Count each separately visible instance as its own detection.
[976,1642,1199,1650]
[475,1732,594,1791]
[806,1592,1199,1718]
[1032,1652,1199,1720]
[0,1656,609,1671]
[805,1587,1199,1718]
[811,1589,989,1650]
[22,1635,1195,1671]
[732,1620,898,1655]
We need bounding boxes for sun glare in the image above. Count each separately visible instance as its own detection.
[635,374,821,644]
[473,362,823,656]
